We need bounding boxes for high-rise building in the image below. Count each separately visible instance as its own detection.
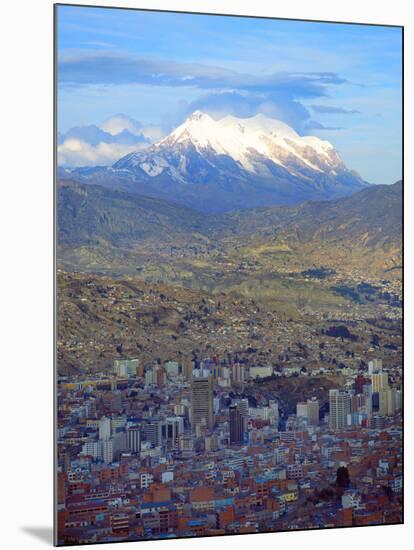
[113,358,140,378]
[371,372,389,393]
[395,389,403,411]
[297,402,308,419]
[86,400,97,419]
[379,388,396,416]
[82,440,102,460]
[190,376,214,429]
[142,422,162,447]
[297,399,318,426]
[145,368,156,386]
[213,396,221,415]
[99,417,111,441]
[127,426,141,453]
[363,383,373,415]
[232,363,245,383]
[111,415,126,434]
[164,361,180,377]
[269,400,279,427]
[350,394,358,413]
[354,393,366,411]
[205,434,218,452]
[183,358,194,381]
[329,390,351,430]
[102,432,126,464]
[354,374,369,395]
[161,416,184,447]
[156,367,166,388]
[229,405,244,445]
[110,391,123,413]
[174,403,186,416]
[236,398,249,420]
[101,439,114,464]
[368,358,383,375]
[307,398,319,426]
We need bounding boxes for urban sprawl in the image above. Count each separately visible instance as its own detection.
[57,352,402,544]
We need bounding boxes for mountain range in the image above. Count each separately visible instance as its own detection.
[57,179,402,283]
[59,111,368,213]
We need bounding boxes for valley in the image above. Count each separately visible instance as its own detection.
[56,179,402,377]
[57,180,402,316]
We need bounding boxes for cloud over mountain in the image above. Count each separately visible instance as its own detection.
[58,52,350,135]
[58,114,166,167]
[181,91,340,135]
[58,139,142,167]
[100,114,143,136]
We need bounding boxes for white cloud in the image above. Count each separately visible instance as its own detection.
[58,113,168,167]
[100,114,142,136]
[100,113,165,142]
[140,125,165,142]
[58,138,145,167]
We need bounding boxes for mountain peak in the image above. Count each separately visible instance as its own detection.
[186,110,212,122]
[159,110,218,149]
[111,110,367,211]
[158,111,339,173]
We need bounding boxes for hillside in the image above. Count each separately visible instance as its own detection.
[57,271,401,376]
[57,180,402,314]
[57,180,207,247]
[215,181,402,275]
[218,181,402,247]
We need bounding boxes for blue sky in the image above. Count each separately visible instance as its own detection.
[56,5,402,183]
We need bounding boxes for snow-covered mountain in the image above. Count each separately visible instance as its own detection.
[114,110,363,182]
[61,111,368,212]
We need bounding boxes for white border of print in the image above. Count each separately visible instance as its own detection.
[0,1,412,549]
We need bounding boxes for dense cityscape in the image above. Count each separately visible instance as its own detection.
[56,346,402,544]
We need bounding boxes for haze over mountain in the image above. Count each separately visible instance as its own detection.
[60,111,368,213]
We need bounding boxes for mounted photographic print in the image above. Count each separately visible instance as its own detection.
[54,3,403,545]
